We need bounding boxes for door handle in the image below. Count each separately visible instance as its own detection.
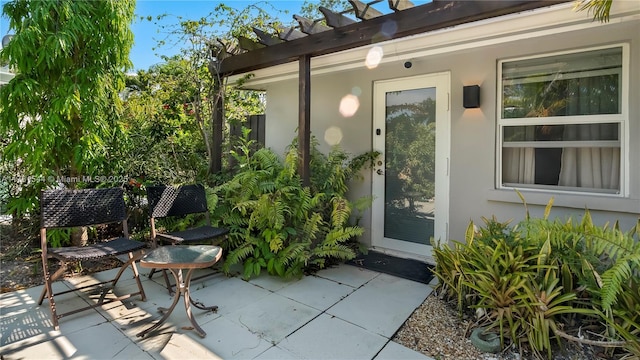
[376,169,384,175]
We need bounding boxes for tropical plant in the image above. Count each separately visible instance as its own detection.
[432,237,468,313]
[141,3,278,176]
[0,0,135,219]
[575,0,613,22]
[213,132,377,279]
[433,194,640,358]
[463,238,534,347]
[520,201,640,357]
[119,58,209,185]
[440,217,541,348]
[522,265,597,358]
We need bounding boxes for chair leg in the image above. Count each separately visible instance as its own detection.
[129,252,146,301]
[109,252,147,302]
[38,253,147,330]
[148,268,157,279]
[148,267,175,294]
[162,269,174,295]
[38,256,64,330]
[45,281,59,330]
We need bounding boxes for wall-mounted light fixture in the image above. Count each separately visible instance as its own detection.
[463,85,480,109]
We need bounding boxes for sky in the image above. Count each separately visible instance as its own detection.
[129,0,307,71]
[0,0,310,71]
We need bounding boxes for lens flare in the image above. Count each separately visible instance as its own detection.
[339,94,360,117]
[365,46,384,69]
[324,126,343,145]
[381,20,398,38]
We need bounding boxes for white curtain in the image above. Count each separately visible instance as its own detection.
[503,148,535,184]
[558,124,620,190]
[557,75,620,190]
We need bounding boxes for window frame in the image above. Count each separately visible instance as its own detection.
[496,43,630,197]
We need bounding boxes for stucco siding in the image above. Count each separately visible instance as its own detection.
[259,5,640,247]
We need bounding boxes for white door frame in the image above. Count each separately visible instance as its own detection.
[371,72,450,258]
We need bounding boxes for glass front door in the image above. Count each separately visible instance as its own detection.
[372,73,450,257]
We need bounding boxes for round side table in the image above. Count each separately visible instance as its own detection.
[136,245,222,338]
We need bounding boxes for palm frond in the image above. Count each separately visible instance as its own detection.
[574,0,613,22]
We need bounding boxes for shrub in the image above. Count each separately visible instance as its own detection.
[433,195,640,359]
[213,133,378,279]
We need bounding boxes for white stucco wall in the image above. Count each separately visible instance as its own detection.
[239,1,640,247]
[0,67,14,85]
[263,71,378,243]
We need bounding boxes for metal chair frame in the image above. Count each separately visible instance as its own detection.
[146,184,228,292]
[38,187,147,330]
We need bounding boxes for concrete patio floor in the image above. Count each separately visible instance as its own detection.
[1,263,436,359]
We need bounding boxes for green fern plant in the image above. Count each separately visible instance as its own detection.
[587,217,640,310]
[214,131,377,279]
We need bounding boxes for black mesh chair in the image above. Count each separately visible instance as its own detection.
[38,187,147,330]
[146,184,229,291]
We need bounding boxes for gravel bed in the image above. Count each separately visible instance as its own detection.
[393,294,524,360]
[394,294,485,359]
[393,292,605,360]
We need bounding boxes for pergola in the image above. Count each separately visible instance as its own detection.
[213,0,567,184]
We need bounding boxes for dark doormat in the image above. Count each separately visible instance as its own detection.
[346,251,435,284]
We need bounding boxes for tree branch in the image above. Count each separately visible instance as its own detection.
[553,328,627,348]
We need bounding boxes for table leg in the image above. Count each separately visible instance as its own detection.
[137,268,217,338]
[191,297,218,311]
[182,269,207,337]
[136,268,183,338]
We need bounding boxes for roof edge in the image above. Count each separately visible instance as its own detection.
[231,1,639,88]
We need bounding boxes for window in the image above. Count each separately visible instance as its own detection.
[498,45,627,195]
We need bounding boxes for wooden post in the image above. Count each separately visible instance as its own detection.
[212,79,223,174]
[298,54,311,186]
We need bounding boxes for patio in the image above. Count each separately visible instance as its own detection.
[1,262,436,359]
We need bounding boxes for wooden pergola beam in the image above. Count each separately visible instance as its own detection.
[298,54,311,186]
[293,15,331,34]
[276,26,307,41]
[319,6,357,28]
[388,0,414,11]
[212,80,223,174]
[236,36,265,51]
[220,0,569,76]
[349,0,384,20]
[253,27,283,46]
